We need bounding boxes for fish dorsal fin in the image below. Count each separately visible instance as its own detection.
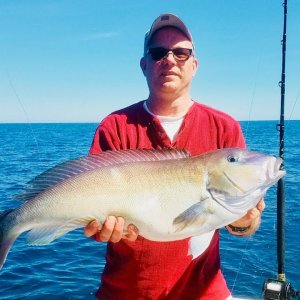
[15,149,190,201]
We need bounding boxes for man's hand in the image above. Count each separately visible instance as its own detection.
[226,198,266,236]
[84,216,139,243]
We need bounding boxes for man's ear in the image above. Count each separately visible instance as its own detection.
[140,57,147,76]
[192,57,199,76]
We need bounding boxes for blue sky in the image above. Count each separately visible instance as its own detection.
[0,0,299,123]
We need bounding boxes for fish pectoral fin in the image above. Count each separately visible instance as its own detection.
[26,217,95,245]
[173,202,205,232]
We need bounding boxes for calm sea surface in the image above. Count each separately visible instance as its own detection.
[0,121,299,299]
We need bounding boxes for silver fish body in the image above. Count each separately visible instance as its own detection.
[0,148,285,270]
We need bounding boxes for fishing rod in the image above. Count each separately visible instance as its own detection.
[262,1,299,299]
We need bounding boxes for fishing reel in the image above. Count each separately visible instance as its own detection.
[263,279,300,300]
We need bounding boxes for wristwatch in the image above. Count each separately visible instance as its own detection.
[227,224,250,233]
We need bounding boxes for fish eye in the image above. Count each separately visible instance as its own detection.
[227,155,238,163]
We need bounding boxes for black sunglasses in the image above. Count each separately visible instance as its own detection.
[147,47,193,62]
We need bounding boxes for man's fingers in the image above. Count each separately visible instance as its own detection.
[228,198,265,236]
[244,199,265,222]
[246,207,261,220]
[84,220,102,237]
[84,217,139,243]
[230,207,260,228]
[256,198,266,212]
[97,216,117,242]
[123,224,139,241]
[109,217,125,243]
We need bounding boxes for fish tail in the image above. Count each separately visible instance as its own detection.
[0,209,19,270]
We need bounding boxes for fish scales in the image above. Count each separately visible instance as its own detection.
[0,148,285,270]
[10,159,200,235]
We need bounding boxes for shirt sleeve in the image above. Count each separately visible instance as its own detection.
[89,117,121,155]
[223,120,246,149]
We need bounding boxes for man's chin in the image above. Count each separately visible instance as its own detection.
[159,81,178,91]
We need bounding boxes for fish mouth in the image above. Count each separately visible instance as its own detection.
[269,157,285,181]
[263,157,286,189]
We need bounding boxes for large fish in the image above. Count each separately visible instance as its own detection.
[0,148,285,270]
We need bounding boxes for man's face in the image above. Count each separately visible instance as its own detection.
[140,27,198,97]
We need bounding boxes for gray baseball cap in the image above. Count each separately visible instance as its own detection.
[143,13,194,56]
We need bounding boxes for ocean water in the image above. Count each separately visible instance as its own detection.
[0,121,299,299]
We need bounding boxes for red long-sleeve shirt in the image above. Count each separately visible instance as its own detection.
[89,100,246,300]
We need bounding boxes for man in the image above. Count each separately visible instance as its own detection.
[85,13,265,300]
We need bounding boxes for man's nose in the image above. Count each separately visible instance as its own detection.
[163,51,176,64]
